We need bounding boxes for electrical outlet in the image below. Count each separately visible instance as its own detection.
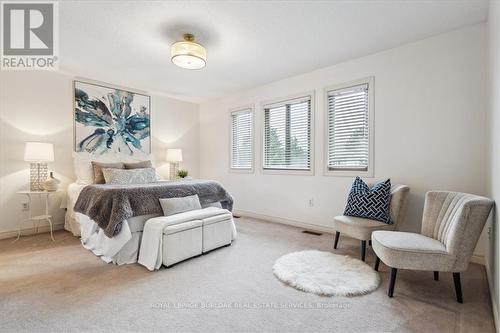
[22,203,29,211]
[308,198,314,207]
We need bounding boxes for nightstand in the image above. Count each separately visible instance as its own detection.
[16,190,61,242]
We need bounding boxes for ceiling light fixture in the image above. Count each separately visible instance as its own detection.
[170,33,206,70]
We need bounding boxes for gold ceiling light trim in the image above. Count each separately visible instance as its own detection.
[170,33,207,70]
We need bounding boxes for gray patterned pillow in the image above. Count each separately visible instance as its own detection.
[102,167,157,184]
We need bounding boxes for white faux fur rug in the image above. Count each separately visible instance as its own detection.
[273,250,380,296]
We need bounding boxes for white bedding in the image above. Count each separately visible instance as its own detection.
[64,183,86,236]
[66,152,172,264]
[64,182,160,264]
[64,182,237,266]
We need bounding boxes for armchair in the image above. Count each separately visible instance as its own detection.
[332,184,410,261]
[372,191,493,303]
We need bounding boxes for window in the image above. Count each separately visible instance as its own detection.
[326,78,373,175]
[230,107,253,171]
[263,95,313,172]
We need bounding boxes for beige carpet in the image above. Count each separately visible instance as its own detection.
[0,217,495,332]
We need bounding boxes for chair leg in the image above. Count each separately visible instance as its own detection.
[361,240,366,261]
[369,240,372,246]
[453,272,463,303]
[334,231,340,249]
[374,256,380,271]
[434,271,439,281]
[388,268,398,297]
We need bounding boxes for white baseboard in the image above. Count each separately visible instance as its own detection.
[0,222,65,240]
[234,209,338,235]
[485,258,499,332]
[234,209,487,266]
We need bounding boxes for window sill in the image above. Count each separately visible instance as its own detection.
[229,168,254,174]
[261,168,314,176]
[323,168,374,178]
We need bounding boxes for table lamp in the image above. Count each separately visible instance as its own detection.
[24,142,54,191]
[166,148,182,180]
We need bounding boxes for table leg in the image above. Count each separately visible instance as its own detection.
[47,217,55,242]
[45,193,49,218]
[36,220,41,234]
[14,221,22,242]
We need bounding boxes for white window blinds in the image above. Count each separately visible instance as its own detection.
[231,109,253,169]
[263,96,312,170]
[327,83,369,171]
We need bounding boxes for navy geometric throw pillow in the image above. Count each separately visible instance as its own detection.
[343,177,392,224]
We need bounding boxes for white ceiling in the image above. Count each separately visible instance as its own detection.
[60,0,488,103]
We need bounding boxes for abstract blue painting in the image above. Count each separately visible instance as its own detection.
[74,81,151,155]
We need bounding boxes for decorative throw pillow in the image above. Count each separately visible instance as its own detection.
[344,177,392,224]
[91,161,124,184]
[102,167,157,185]
[159,194,202,216]
[124,160,153,169]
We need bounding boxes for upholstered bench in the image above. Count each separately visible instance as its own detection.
[142,207,234,268]
[163,219,203,267]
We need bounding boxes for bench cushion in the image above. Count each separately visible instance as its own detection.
[165,220,202,235]
[202,212,233,226]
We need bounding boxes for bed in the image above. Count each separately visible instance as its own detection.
[65,180,235,265]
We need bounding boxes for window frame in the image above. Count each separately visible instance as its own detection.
[260,91,315,176]
[229,105,255,173]
[323,77,374,177]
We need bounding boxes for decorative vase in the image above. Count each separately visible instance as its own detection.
[43,172,60,191]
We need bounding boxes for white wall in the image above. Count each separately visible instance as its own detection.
[0,70,199,237]
[199,24,489,256]
[486,0,500,327]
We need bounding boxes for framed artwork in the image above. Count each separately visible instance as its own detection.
[73,80,151,155]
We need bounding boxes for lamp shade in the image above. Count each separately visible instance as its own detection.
[166,148,183,162]
[24,142,54,162]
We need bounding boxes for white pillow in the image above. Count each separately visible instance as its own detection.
[159,195,202,216]
[102,167,157,185]
[73,159,94,185]
[73,152,119,185]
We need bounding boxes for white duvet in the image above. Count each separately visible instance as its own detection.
[64,183,86,236]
